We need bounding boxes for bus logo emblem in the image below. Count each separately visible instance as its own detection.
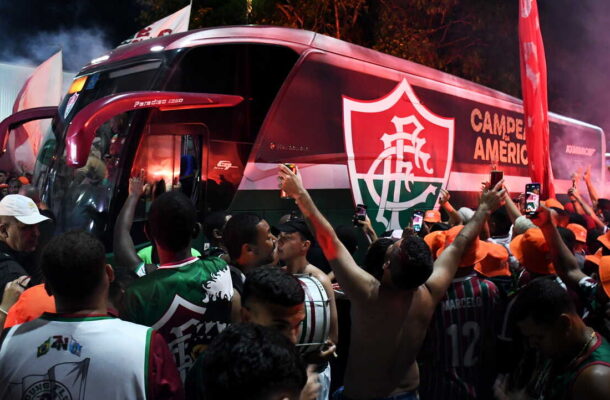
[343,79,455,231]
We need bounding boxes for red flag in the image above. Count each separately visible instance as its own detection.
[519,0,555,198]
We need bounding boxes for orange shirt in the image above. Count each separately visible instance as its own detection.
[5,284,55,328]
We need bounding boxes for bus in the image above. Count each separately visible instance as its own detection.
[0,25,605,247]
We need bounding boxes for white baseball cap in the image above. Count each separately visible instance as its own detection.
[0,194,50,225]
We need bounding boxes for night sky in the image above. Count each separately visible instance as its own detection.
[0,0,140,70]
[1,0,609,138]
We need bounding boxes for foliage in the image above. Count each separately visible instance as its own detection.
[136,0,521,96]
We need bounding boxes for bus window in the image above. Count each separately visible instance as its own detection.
[49,112,132,236]
[131,133,204,219]
[165,44,299,143]
[132,135,181,193]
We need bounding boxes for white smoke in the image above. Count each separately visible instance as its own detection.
[0,28,111,72]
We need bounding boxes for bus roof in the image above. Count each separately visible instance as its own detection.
[83,26,523,102]
[81,25,601,133]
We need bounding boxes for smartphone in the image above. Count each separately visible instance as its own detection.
[280,163,298,199]
[525,183,541,216]
[490,170,503,189]
[353,204,367,226]
[412,210,424,232]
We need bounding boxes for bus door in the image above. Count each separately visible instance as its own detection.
[128,122,209,244]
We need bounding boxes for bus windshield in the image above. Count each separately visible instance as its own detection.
[33,43,299,247]
[36,59,165,239]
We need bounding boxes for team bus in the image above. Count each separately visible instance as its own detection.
[0,26,605,246]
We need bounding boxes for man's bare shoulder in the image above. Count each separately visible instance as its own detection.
[573,363,610,400]
[408,285,436,319]
[304,264,330,283]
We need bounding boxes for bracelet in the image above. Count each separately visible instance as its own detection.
[0,306,8,316]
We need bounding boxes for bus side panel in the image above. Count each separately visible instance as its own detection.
[240,51,605,228]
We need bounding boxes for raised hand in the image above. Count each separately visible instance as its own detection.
[584,165,591,182]
[439,188,451,205]
[479,180,506,213]
[128,176,147,198]
[278,164,305,199]
[568,187,581,200]
[1,276,30,312]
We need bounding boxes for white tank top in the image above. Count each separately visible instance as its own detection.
[0,314,151,400]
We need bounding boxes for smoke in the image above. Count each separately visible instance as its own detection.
[0,28,111,72]
[538,0,610,195]
[543,1,610,137]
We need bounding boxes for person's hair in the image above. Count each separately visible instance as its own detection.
[108,265,138,307]
[587,227,604,254]
[490,207,512,236]
[430,222,450,232]
[223,213,263,260]
[242,266,304,308]
[203,211,229,242]
[152,179,166,200]
[389,236,433,289]
[597,198,610,212]
[335,225,358,255]
[200,323,307,400]
[568,213,587,229]
[41,230,106,299]
[550,207,568,216]
[513,278,576,326]
[148,191,197,253]
[557,227,576,252]
[364,238,394,280]
[602,210,610,225]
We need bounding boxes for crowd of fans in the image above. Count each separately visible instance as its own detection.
[0,164,610,400]
[0,169,33,200]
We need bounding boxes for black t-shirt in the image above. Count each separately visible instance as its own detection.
[0,242,28,298]
[229,265,245,295]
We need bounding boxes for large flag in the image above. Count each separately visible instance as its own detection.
[10,50,63,173]
[518,0,555,198]
[119,4,191,46]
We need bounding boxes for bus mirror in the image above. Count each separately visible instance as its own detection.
[65,91,243,167]
[0,106,58,156]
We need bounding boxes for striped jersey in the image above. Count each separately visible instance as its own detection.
[121,257,233,382]
[420,273,500,399]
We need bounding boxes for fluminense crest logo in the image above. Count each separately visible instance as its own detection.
[343,79,454,231]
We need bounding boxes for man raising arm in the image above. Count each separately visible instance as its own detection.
[279,164,504,399]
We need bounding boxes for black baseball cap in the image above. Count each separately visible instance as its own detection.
[277,218,314,242]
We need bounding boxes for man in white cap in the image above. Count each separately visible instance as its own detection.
[0,194,49,297]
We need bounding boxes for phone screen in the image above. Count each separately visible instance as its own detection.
[525,183,541,215]
[353,204,367,226]
[412,211,424,232]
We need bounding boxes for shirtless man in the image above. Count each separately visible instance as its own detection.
[279,164,504,399]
